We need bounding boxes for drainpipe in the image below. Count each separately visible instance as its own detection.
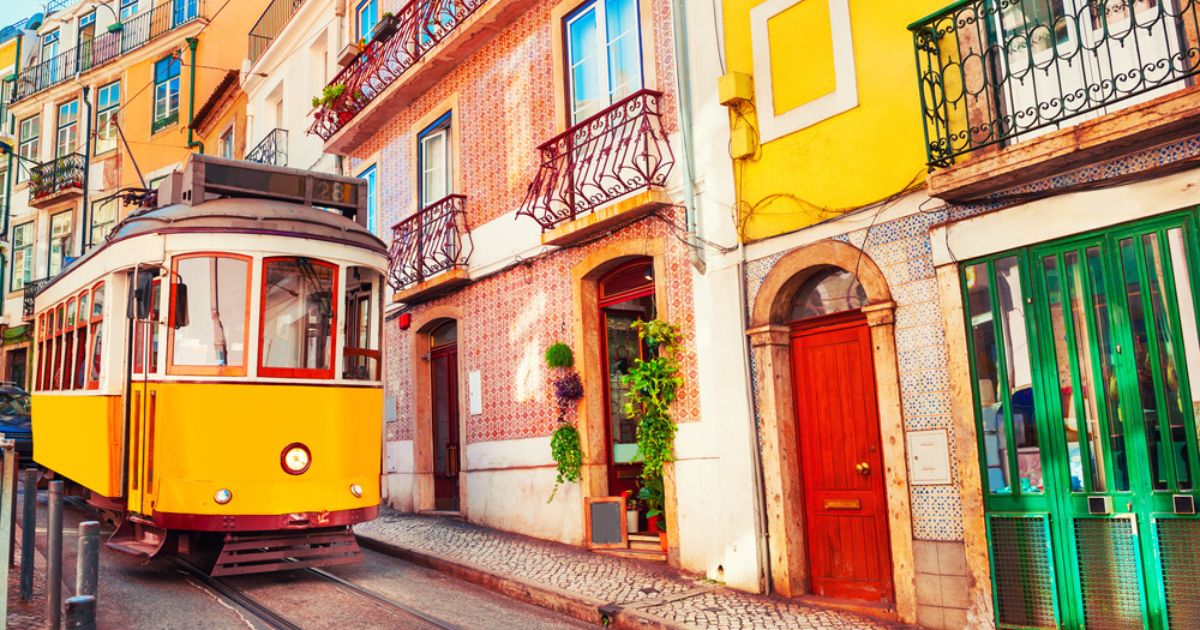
[79,85,91,255]
[670,0,704,274]
[185,37,203,154]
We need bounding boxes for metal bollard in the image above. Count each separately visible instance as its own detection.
[48,479,64,630]
[19,468,37,602]
[76,521,100,598]
[65,594,97,630]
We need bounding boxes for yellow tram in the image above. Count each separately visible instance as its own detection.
[30,155,387,574]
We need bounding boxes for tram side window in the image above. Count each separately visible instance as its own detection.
[343,267,381,381]
[134,278,161,374]
[74,291,89,389]
[87,282,104,389]
[169,256,249,375]
[261,257,337,378]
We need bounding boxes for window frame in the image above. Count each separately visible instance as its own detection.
[166,252,253,377]
[357,164,378,235]
[86,281,104,390]
[47,209,73,277]
[17,115,40,183]
[56,99,80,158]
[218,124,235,159]
[417,111,452,209]
[257,256,340,380]
[152,55,181,132]
[11,221,34,292]
[94,81,121,155]
[119,0,138,20]
[356,0,378,42]
[562,0,646,125]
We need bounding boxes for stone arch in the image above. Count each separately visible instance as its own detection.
[569,237,681,565]
[409,305,466,514]
[746,239,917,622]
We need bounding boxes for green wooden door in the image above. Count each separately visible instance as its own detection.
[963,210,1200,629]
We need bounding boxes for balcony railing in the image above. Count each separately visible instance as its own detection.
[22,278,50,319]
[249,0,305,65]
[518,89,674,230]
[14,0,205,102]
[911,0,1200,167]
[309,0,488,141]
[30,153,86,202]
[246,128,288,166]
[388,194,470,289]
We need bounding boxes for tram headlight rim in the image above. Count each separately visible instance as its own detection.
[281,443,312,475]
[349,483,363,498]
[214,488,233,505]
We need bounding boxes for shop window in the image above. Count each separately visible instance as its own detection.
[259,257,337,378]
[169,255,250,375]
[788,267,867,321]
[564,0,644,123]
[343,266,381,381]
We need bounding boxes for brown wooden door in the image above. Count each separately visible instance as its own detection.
[790,313,893,603]
[431,345,460,511]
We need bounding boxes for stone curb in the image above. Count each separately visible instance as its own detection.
[356,534,687,630]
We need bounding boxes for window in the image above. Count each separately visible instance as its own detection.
[260,257,338,378]
[788,268,868,321]
[42,31,60,85]
[219,126,235,159]
[17,116,40,183]
[120,0,138,20]
[73,290,89,389]
[564,0,643,123]
[10,223,31,292]
[79,11,96,70]
[95,82,120,155]
[90,197,119,246]
[0,161,6,215]
[48,211,72,277]
[173,0,199,26]
[168,255,250,375]
[87,282,105,389]
[153,55,181,133]
[356,0,378,41]
[343,267,381,380]
[358,165,378,234]
[133,277,160,374]
[56,100,80,157]
[418,112,451,208]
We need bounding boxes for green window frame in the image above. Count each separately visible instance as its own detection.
[152,55,181,133]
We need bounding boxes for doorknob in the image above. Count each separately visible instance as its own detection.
[855,462,870,476]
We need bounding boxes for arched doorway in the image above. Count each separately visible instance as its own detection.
[598,258,655,497]
[428,320,460,512]
[787,268,893,602]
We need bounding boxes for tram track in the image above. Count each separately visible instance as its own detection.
[172,557,305,630]
[304,566,462,630]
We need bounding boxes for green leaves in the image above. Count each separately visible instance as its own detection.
[545,342,575,368]
[622,320,682,484]
[548,423,582,502]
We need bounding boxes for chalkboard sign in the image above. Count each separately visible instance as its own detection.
[586,496,628,550]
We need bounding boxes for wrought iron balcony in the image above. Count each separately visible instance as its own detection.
[518,89,674,231]
[246,128,289,166]
[309,0,488,141]
[388,195,471,294]
[22,278,50,319]
[911,0,1200,168]
[14,0,205,102]
[249,0,305,65]
[30,153,86,206]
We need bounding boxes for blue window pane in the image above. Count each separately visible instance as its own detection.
[360,166,378,235]
[358,0,378,40]
[567,8,601,120]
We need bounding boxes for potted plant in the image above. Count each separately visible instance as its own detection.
[637,476,667,552]
[620,490,638,533]
[546,343,584,502]
[311,83,346,109]
[371,12,398,43]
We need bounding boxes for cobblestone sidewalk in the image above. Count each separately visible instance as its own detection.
[355,510,912,629]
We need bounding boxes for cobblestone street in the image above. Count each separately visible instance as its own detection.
[356,511,913,629]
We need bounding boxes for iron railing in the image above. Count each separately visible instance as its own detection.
[30,153,86,201]
[22,278,50,319]
[518,89,674,230]
[249,0,305,65]
[911,0,1200,167]
[14,0,204,102]
[309,0,488,140]
[45,0,83,13]
[388,194,470,289]
[246,128,288,166]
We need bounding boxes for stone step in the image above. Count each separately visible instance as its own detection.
[593,547,667,563]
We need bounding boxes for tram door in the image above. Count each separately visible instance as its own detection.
[1028,216,1200,629]
[127,277,161,516]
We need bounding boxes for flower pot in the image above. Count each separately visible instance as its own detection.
[626,509,638,534]
[657,531,668,553]
[647,514,662,533]
[371,15,399,43]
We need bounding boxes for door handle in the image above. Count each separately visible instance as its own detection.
[855,462,871,476]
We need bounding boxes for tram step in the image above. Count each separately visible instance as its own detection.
[106,517,169,558]
[210,527,362,577]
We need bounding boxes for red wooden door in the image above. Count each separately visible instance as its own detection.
[431,345,460,511]
[790,313,893,603]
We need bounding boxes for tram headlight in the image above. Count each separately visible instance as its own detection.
[349,483,363,498]
[214,489,233,505]
[281,443,312,475]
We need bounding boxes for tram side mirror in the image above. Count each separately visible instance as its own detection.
[133,270,155,320]
[173,284,189,329]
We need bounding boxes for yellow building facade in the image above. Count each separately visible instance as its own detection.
[720,0,943,241]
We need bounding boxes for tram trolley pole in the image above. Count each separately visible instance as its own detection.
[0,437,15,625]
[20,467,37,601]
[48,479,64,630]
[76,521,100,598]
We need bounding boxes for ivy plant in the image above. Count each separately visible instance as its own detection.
[546,343,584,502]
[548,423,582,502]
[622,319,683,483]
